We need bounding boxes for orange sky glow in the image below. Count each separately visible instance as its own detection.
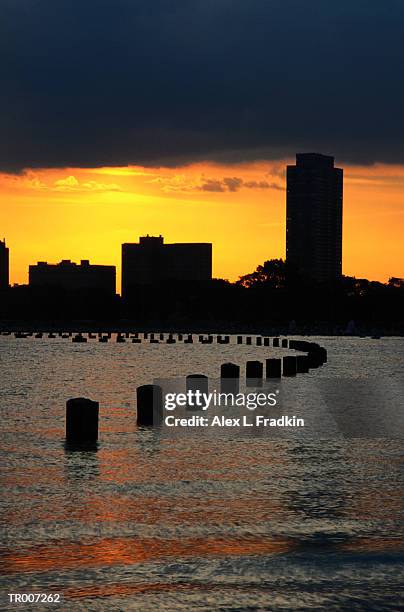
[1,160,403,293]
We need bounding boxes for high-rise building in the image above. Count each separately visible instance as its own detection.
[29,259,116,294]
[286,153,343,283]
[0,239,9,290]
[122,235,212,297]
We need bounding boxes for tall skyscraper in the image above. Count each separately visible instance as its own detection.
[122,235,212,298]
[0,239,9,290]
[286,153,343,283]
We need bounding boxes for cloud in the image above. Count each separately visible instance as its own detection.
[53,176,122,192]
[80,180,122,192]
[223,177,243,192]
[199,179,226,192]
[24,175,48,191]
[244,180,284,190]
[149,174,196,192]
[198,176,276,192]
[54,176,80,190]
[153,174,277,193]
[0,171,123,193]
[1,1,404,172]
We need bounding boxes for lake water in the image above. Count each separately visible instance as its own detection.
[1,335,403,610]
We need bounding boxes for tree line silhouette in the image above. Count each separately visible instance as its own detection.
[0,259,402,332]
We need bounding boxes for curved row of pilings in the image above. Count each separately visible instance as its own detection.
[60,335,328,442]
[0,329,327,441]
[4,330,325,349]
[2,329,327,375]
[2,330,327,373]
[134,338,328,429]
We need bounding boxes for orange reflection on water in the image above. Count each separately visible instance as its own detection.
[0,535,292,574]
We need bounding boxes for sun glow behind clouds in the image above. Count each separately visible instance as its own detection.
[0,161,403,292]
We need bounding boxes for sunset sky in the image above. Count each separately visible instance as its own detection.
[1,160,403,291]
[1,1,403,291]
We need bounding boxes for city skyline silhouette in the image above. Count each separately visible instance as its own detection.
[1,155,403,289]
[1,154,401,295]
[0,155,402,332]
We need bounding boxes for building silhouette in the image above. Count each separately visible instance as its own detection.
[122,235,212,297]
[0,239,9,290]
[286,153,343,282]
[29,259,116,294]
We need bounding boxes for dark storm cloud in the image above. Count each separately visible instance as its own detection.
[200,179,227,193]
[197,177,272,192]
[1,0,404,172]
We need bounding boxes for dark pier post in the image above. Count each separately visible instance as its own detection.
[246,360,263,386]
[283,356,297,376]
[306,343,326,368]
[66,398,99,444]
[216,335,230,344]
[220,362,240,393]
[201,335,213,344]
[72,333,87,343]
[136,384,163,426]
[186,375,209,409]
[307,351,319,368]
[266,358,281,379]
[296,355,309,373]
